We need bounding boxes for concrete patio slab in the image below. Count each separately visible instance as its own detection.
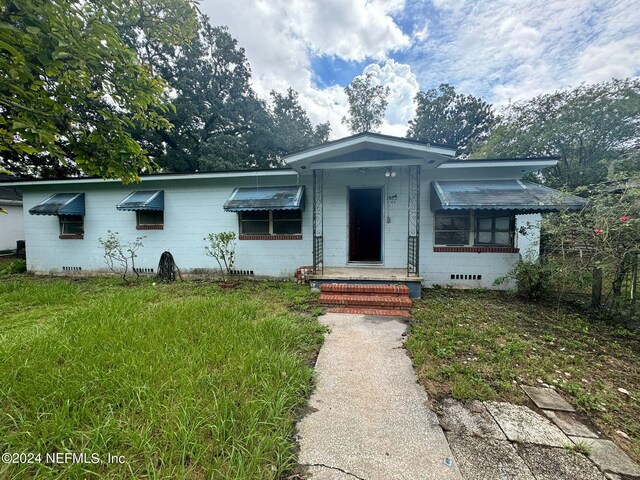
[439,398,506,440]
[521,385,575,412]
[569,436,640,477]
[542,409,599,438]
[446,433,535,480]
[485,401,571,447]
[297,313,462,480]
[516,444,606,480]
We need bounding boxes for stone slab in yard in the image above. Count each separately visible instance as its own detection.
[521,385,575,412]
[569,436,640,478]
[485,401,570,447]
[516,444,606,480]
[542,410,599,438]
[446,432,535,480]
[438,398,506,440]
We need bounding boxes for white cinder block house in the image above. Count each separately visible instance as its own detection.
[5,133,585,296]
[0,185,24,252]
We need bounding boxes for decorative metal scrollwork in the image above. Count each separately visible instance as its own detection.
[313,169,324,274]
[407,165,421,276]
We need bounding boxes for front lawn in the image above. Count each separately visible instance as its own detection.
[0,276,324,479]
[407,288,640,463]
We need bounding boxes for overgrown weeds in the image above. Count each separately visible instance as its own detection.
[0,277,324,479]
[407,288,639,463]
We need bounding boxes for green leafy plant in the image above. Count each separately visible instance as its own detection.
[203,232,236,280]
[3,259,27,274]
[495,259,557,300]
[98,231,145,281]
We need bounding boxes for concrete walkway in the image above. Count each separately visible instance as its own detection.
[297,313,462,480]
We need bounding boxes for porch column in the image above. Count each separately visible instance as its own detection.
[407,165,420,276]
[312,169,324,274]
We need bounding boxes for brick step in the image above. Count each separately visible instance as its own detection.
[319,294,412,310]
[326,307,412,317]
[320,283,410,296]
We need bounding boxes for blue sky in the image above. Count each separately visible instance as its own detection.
[200,0,640,138]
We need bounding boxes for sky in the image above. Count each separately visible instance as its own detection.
[199,0,640,139]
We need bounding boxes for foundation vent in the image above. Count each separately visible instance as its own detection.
[135,268,154,274]
[450,274,482,281]
[230,269,254,276]
[62,266,82,272]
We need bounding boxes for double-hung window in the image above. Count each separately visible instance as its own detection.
[240,210,302,236]
[434,210,515,247]
[475,214,513,246]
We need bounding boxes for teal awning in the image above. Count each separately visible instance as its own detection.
[431,180,587,213]
[117,190,164,211]
[224,186,305,212]
[29,193,85,216]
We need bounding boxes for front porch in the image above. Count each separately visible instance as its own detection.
[308,267,423,298]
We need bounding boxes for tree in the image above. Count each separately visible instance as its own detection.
[138,20,331,172]
[407,83,496,156]
[0,0,198,182]
[545,177,640,308]
[476,79,640,188]
[270,88,330,156]
[138,19,277,172]
[342,72,390,134]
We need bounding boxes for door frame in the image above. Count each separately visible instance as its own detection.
[346,185,384,264]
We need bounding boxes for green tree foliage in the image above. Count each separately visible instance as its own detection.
[342,72,390,134]
[0,0,198,182]
[545,177,640,303]
[407,83,496,156]
[477,79,640,188]
[139,19,271,172]
[270,88,330,156]
[140,19,329,172]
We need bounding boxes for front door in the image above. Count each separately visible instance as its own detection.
[349,188,382,262]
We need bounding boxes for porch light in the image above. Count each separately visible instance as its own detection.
[385,168,396,178]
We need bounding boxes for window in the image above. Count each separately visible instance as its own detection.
[475,214,513,246]
[434,211,471,245]
[136,210,164,228]
[240,210,302,236]
[434,210,514,247]
[59,215,84,237]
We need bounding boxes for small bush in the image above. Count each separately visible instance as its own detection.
[8,259,27,274]
[496,259,556,300]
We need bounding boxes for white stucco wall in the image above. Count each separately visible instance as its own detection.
[0,203,24,251]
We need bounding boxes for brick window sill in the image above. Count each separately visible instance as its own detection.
[434,246,519,253]
[136,224,164,230]
[59,234,84,240]
[239,234,302,240]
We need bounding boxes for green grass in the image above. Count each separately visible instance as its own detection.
[407,288,640,463]
[0,276,325,479]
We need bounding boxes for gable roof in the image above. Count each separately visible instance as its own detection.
[283,132,457,173]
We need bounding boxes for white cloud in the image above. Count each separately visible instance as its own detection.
[413,0,640,105]
[194,0,639,139]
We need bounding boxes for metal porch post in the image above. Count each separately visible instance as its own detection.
[407,165,421,276]
[313,169,324,274]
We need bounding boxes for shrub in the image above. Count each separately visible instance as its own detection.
[496,259,556,300]
[203,232,236,280]
[98,231,145,281]
[8,259,27,274]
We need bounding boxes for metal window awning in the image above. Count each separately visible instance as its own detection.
[116,190,164,211]
[224,186,305,212]
[29,193,85,216]
[431,180,587,213]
